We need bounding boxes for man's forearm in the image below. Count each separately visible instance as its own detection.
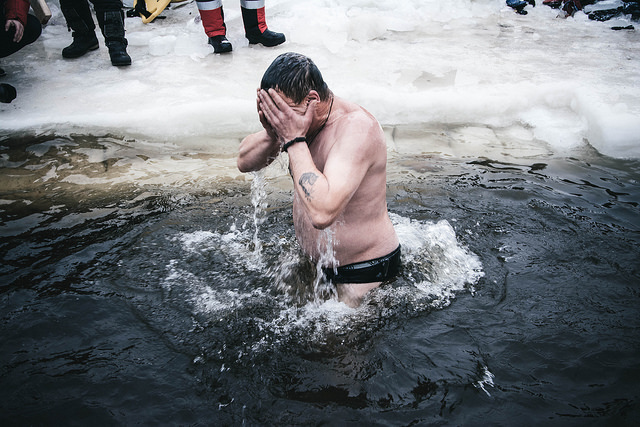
[287,142,342,230]
[237,131,280,172]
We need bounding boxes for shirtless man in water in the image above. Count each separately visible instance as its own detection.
[237,52,400,307]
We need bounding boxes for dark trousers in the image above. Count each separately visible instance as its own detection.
[0,13,42,58]
[59,0,123,32]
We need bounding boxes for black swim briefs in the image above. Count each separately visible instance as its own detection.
[323,245,401,284]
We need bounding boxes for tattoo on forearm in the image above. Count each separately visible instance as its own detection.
[299,172,318,200]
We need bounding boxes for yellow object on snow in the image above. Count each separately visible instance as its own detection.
[134,0,172,23]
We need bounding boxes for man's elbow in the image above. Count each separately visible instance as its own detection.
[309,211,337,230]
[237,158,251,173]
[237,156,260,173]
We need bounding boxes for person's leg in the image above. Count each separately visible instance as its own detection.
[240,0,284,47]
[60,0,99,58]
[93,0,131,66]
[195,0,232,53]
[0,83,17,103]
[21,14,43,46]
[0,13,42,57]
[336,282,381,308]
[0,12,41,103]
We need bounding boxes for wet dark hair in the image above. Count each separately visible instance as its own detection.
[260,52,330,104]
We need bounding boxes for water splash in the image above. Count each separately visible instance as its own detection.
[475,365,495,397]
[171,210,484,320]
[311,227,339,302]
[158,208,489,376]
[249,170,268,268]
[391,213,484,306]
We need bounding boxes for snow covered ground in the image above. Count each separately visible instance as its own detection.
[2,0,639,159]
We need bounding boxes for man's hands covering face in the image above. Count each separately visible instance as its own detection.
[257,88,317,148]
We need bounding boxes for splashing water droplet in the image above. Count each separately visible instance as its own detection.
[250,170,268,268]
[311,227,338,302]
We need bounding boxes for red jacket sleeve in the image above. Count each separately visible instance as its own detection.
[4,0,31,27]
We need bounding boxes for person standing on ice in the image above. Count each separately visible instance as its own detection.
[238,53,401,307]
[196,0,285,53]
[59,0,131,66]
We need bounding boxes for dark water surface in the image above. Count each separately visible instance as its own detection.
[1,132,639,425]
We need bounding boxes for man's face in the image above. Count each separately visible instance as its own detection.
[273,90,309,116]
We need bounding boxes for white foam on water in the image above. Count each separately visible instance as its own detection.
[175,225,264,272]
[162,258,267,315]
[1,0,638,159]
[475,365,496,397]
[392,214,485,300]
[167,210,484,351]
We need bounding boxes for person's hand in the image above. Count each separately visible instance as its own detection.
[256,89,277,141]
[257,88,317,146]
[5,19,25,43]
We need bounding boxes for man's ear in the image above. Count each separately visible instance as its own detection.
[306,90,320,104]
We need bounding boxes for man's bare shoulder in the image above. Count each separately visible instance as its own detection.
[332,101,385,149]
[335,100,378,124]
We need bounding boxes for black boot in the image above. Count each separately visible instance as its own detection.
[624,2,640,21]
[208,35,232,53]
[0,83,17,103]
[241,6,285,47]
[102,10,132,66]
[107,39,131,66]
[60,7,99,58]
[62,31,99,58]
[246,28,286,46]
